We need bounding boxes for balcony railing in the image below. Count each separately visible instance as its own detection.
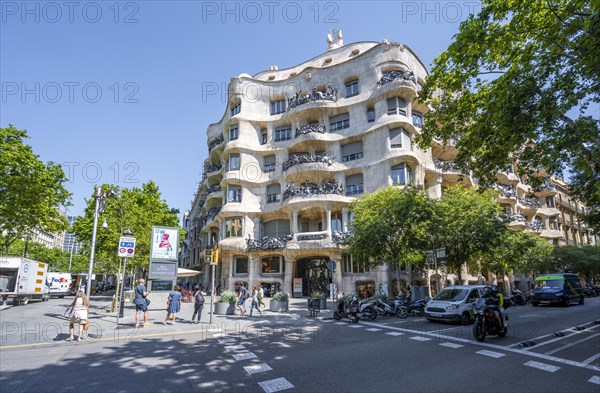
[297,231,328,241]
[206,185,222,195]
[332,230,353,246]
[377,69,417,87]
[208,135,224,151]
[246,233,293,251]
[295,123,327,137]
[200,206,221,227]
[287,85,338,110]
[282,179,343,201]
[433,158,463,174]
[526,220,545,232]
[495,183,517,199]
[518,197,540,208]
[282,152,335,171]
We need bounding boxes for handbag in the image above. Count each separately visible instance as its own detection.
[145,298,151,306]
[83,320,89,331]
[63,305,74,318]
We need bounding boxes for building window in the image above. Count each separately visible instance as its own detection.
[331,212,343,232]
[234,256,248,274]
[263,219,290,237]
[231,102,241,116]
[228,154,240,171]
[261,255,283,274]
[389,127,411,149]
[367,108,375,123]
[224,218,243,238]
[345,173,364,196]
[391,163,413,185]
[387,96,407,116]
[546,197,555,208]
[412,111,423,127]
[342,254,368,274]
[549,217,558,230]
[263,155,276,173]
[345,80,359,98]
[261,129,268,145]
[330,113,350,131]
[266,183,281,203]
[341,141,363,162]
[274,126,292,142]
[229,125,239,141]
[270,100,286,115]
[227,185,242,203]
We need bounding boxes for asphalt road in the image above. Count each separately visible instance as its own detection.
[1,296,599,393]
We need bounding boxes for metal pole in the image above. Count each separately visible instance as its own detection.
[86,188,101,298]
[209,263,215,324]
[434,250,440,295]
[118,257,127,322]
[68,240,75,273]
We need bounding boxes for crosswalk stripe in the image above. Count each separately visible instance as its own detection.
[409,336,431,342]
[258,377,294,393]
[386,332,404,336]
[476,350,505,358]
[233,352,257,361]
[244,363,273,375]
[439,342,464,349]
[524,361,560,373]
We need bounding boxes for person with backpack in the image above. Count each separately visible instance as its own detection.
[237,284,247,316]
[257,284,265,307]
[192,285,206,324]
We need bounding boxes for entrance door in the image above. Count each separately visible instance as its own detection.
[295,257,331,296]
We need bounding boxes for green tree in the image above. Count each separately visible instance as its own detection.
[348,186,435,294]
[0,125,71,254]
[72,182,181,276]
[435,187,507,283]
[7,238,74,271]
[553,245,600,281]
[416,0,600,230]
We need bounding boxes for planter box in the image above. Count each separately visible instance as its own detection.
[308,298,327,310]
[269,300,289,312]
[214,302,235,315]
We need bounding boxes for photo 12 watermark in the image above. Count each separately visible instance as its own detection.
[400,1,481,23]
[201,1,339,24]
[1,1,140,24]
[1,82,140,104]
[62,161,140,184]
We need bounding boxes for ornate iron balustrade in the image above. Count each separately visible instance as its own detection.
[295,123,327,137]
[282,152,335,171]
[208,135,224,151]
[509,213,527,223]
[377,69,417,87]
[541,179,556,191]
[433,158,462,173]
[495,183,517,198]
[287,85,338,110]
[526,219,545,232]
[204,163,222,174]
[206,185,222,195]
[246,232,293,251]
[200,206,221,227]
[297,233,328,241]
[332,230,353,246]
[282,179,343,201]
[518,197,541,208]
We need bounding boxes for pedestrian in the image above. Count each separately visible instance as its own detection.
[164,285,183,325]
[257,284,265,308]
[67,290,90,342]
[249,285,263,317]
[192,285,206,324]
[406,285,413,302]
[237,284,247,316]
[134,278,150,328]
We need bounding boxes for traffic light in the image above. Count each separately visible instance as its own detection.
[212,244,219,264]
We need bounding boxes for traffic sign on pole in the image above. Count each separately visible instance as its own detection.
[118,236,136,257]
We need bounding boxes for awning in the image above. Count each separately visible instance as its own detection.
[177,268,201,277]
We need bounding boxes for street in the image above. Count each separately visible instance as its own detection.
[1,296,599,392]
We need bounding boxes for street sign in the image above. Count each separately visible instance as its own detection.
[436,248,446,264]
[117,236,136,257]
[326,261,336,272]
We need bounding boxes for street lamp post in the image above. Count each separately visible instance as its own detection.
[117,228,134,324]
[205,251,214,324]
[86,187,114,298]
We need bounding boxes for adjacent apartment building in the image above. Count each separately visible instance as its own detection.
[183,32,596,298]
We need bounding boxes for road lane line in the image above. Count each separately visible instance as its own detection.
[244,363,273,375]
[476,350,505,358]
[507,322,600,348]
[385,332,404,336]
[524,361,560,372]
[439,342,464,349]
[233,352,257,361]
[365,328,382,332]
[224,344,246,351]
[589,376,600,385]
[583,353,600,365]
[544,332,600,356]
[409,336,431,342]
[258,377,294,393]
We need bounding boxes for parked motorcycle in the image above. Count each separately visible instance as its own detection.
[397,297,429,318]
[372,297,403,316]
[510,290,527,306]
[334,297,359,323]
[472,297,508,342]
[357,297,377,320]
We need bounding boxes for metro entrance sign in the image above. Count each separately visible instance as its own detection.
[117,236,136,257]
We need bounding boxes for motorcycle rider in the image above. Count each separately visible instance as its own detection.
[486,285,505,328]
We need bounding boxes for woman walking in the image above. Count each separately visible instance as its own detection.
[192,285,206,324]
[257,284,266,307]
[249,285,263,317]
[164,285,183,325]
[67,291,90,342]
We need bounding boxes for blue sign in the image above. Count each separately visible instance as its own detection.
[120,242,135,247]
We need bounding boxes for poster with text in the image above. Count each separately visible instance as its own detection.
[150,226,179,261]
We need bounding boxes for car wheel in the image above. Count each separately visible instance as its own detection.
[58,295,64,299]
[21,297,29,306]
[579,296,584,305]
[564,297,570,307]
[334,311,342,320]
[460,312,471,325]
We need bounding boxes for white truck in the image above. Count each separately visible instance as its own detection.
[46,272,71,298]
[0,256,50,306]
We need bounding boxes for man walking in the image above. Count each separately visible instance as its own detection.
[134,278,150,328]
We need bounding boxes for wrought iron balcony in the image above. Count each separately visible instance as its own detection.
[246,232,293,251]
[282,179,343,201]
[518,197,540,208]
[208,135,224,151]
[200,206,221,227]
[509,213,527,223]
[297,233,328,241]
[295,123,327,137]
[377,69,417,87]
[287,85,338,110]
[526,220,545,232]
[204,163,222,174]
[282,152,335,171]
[495,183,517,199]
[206,185,222,195]
[332,230,353,246]
[433,158,462,173]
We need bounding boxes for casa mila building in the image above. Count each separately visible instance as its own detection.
[183,31,596,298]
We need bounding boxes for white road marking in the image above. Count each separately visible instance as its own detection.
[218,338,237,344]
[348,325,363,328]
[583,353,600,365]
[386,332,404,336]
[258,377,294,393]
[428,326,466,334]
[224,344,246,351]
[409,336,431,342]
[476,350,506,358]
[233,352,257,361]
[508,322,600,349]
[544,332,600,355]
[365,328,382,332]
[439,342,464,349]
[524,361,560,372]
[334,322,346,325]
[320,320,334,323]
[244,363,273,375]
[589,376,600,385]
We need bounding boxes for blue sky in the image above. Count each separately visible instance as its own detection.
[1,0,481,219]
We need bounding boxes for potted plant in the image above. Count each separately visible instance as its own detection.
[270,291,289,312]
[310,291,328,310]
[214,291,237,315]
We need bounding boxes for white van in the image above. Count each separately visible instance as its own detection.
[425,285,489,325]
[46,272,71,298]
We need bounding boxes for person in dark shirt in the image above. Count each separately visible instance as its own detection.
[134,278,150,328]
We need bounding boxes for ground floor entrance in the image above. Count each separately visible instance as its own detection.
[295,257,332,297]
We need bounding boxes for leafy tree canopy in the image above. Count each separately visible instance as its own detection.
[417,0,600,230]
[0,125,71,253]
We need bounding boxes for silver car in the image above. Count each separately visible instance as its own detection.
[425,285,489,325]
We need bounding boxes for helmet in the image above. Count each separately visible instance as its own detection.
[491,285,500,294]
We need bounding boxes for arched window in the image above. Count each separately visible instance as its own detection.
[391,163,413,185]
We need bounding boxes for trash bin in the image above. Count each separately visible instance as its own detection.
[124,290,134,303]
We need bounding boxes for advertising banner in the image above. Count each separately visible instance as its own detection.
[150,226,179,261]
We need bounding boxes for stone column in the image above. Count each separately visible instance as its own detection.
[292,209,299,239]
[228,254,234,291]
[331,255,344,298]
[283,255,294,294]
[435,174,443,199]
[248,254,259,288]
[326,205,332,236]
[253,216,261,238]
[342,207,349,232]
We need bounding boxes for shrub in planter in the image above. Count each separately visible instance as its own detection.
[310,291,327,309]
[270,291,289,312]
[215,291,237,315]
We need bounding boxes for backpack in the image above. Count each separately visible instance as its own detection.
[195,291,205,305]
[240,287,248,300]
